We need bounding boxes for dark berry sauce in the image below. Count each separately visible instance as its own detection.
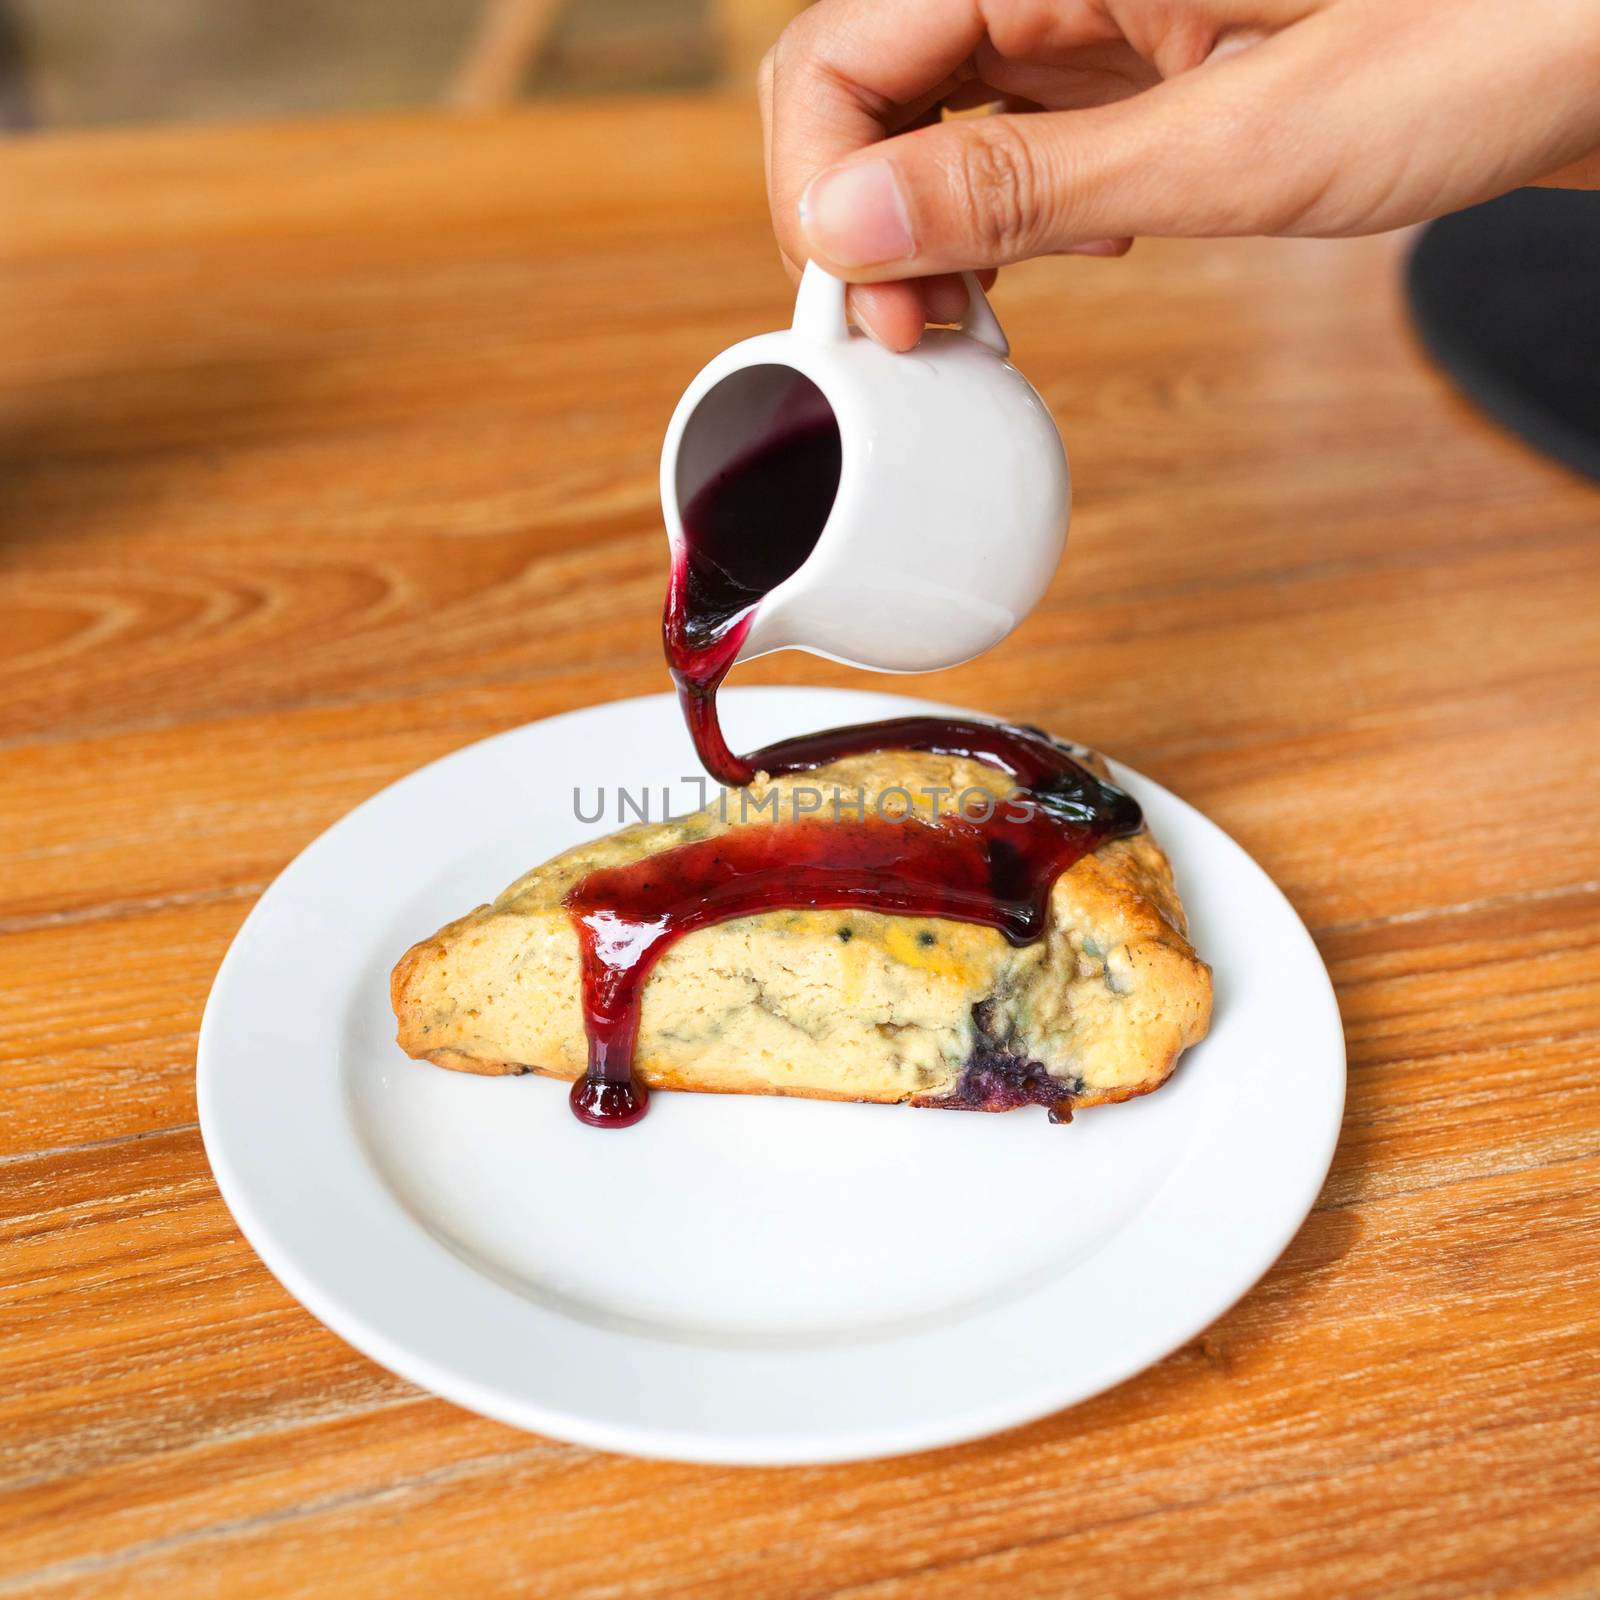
[566,412,1140,1125]
[664,415,841,786]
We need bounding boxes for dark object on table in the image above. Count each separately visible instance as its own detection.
[1407,188,1600,481]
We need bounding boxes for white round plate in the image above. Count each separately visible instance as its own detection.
[199,687,1344,1465]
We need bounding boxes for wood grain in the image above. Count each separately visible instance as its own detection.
[2,95,1599,1598]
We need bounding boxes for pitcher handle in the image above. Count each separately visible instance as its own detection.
[793,260,1011,357]
[792,261,850,344]
[958,272,1010,358]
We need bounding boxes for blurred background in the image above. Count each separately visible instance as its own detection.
[2,0,1592,480]
[0,0,805,130]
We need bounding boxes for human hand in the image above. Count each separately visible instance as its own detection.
[760,0,1600,348]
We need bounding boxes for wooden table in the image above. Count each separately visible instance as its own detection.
[3,95,1598,1598]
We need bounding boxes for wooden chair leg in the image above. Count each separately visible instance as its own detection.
[0,0,37,129]
[446,0,568,111]
[713,0,809,88]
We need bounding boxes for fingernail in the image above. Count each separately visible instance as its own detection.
[799,160,915,268]
[1064,239,1128,257]
[856,313,908,351]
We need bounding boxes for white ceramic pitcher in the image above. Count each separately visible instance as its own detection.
[659,262,1070,673]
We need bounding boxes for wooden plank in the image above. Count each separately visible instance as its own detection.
[0,99,763,263]
[3,223,1595,749]
[2,1143,1596,1595]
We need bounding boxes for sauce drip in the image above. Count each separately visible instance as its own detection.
[665,414,841,786]
[568,412,1141,1125]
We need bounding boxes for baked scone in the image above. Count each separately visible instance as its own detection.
[392,748,1212,1115]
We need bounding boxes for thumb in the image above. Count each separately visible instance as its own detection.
[796,67,1285,277]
